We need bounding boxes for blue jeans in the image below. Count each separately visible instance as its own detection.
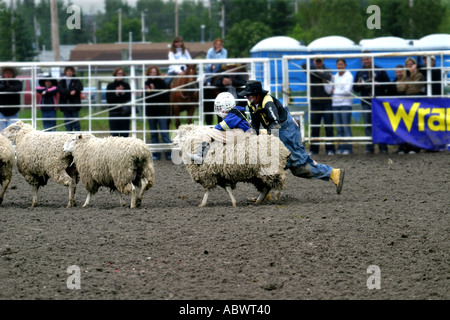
[149,117,171,160]
[277,112,332,181]
[41,109,57,132]
[333,105,353,153]
[0,112,19,132]
[62,111,81,132]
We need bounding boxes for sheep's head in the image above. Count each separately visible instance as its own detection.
[63,134,85,154]
[173,125,198,146]
[1,120,29,141]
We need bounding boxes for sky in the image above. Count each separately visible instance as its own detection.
[71,0,138,13]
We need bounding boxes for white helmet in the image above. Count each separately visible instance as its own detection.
[214,92,236,118]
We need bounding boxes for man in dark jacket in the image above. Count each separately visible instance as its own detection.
[57,66,84,131]
[419,55,442,96]
[353,54,390,154]
[0,67,23,132]
[302,58,335,155]
[238,80,345,195]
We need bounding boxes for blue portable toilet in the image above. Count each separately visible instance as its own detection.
[307,36,362,75]
[250,36,308,96]
[359,36,416,81]
[307,36,362,119]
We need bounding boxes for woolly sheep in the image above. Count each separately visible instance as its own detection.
[1,120,82,208]
[0,133,15,205]
[173,124,291,207]
[63,134,155,208]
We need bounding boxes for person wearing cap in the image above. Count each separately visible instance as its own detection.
[419,55,442,96]
[214,63,248,101]
[301,58,336,155]
[36,76,58,131]
[238,80,345,194]
[57,66,83,132]
[0,67,23,132]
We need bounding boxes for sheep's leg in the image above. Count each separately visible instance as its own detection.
[31,185,39,207]
[198,189,209,207]
[136,178,148,207]
[225,185,237,207]
[0,178,11,205]
[82,193,92,207]
[129,183,137,209]
[67,180,77,208]
[254,187,270,205]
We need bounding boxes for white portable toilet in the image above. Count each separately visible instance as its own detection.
[359,36,416,81]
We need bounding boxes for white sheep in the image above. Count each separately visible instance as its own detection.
[63,134,155,208]
[0,133,15,205]
[1,120,82,208]
[173,124,291,207]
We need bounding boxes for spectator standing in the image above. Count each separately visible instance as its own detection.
[330,59,354,155]
[302,58,335,155]
[353,53,390,154]
[0,67,22,132]
[166,36,192,87]
[36,76,58,131]
[205,38,228,80]
[396,57,424,154]
[144,66,171,161]
[419,55,442,96]
[57,66,83,132]
[106,67,132,137]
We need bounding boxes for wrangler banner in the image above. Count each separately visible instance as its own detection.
[372,98,450,151]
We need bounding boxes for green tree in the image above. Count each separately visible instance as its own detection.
[224,19,272,57]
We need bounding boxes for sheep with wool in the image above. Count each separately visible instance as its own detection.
[63,134,155,208]
[0,133,15,205]
[174,124,291,207]
[1,120,82,207]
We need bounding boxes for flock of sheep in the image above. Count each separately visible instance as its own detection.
[0,122,291,208]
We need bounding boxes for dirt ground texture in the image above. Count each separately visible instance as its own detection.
[0,146,448,300]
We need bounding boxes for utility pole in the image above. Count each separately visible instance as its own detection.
[141,12,145,43]
[221,3,225,39]
[118,8,122,43]
[50,0,60,61]
[10,0,16,61]
[175,0,178,37]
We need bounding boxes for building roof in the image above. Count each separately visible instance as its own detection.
[69,42,213,62]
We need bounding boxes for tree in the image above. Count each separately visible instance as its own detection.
[224,19,272,57]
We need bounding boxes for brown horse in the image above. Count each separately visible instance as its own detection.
[170,64,198,129]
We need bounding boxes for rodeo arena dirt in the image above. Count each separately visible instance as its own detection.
[0,61,449,309]
[1,144,448,302]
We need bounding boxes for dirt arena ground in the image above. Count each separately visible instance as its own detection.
[0,146,448,301]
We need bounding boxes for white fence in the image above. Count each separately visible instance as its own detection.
[0,51,449,152]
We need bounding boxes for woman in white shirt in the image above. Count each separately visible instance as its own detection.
[166,36,192,86]
[330,58,354,155]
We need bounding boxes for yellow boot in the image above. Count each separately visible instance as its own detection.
[330,169,345,194]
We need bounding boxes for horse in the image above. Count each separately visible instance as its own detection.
[170,64,199,129]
